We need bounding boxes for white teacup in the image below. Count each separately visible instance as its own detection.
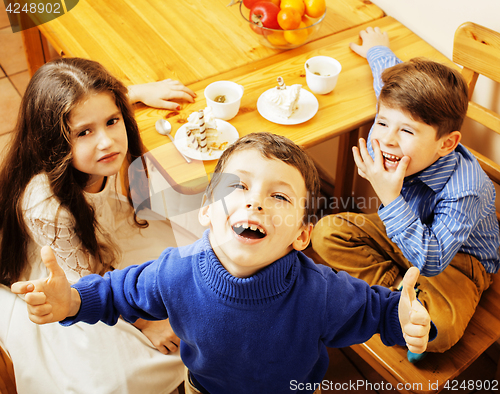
[305,56,342,95]
[204,81,244,121]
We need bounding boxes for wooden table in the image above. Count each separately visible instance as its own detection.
[22,0,384,83]
[20,0,388,197]
[134,16,454,198]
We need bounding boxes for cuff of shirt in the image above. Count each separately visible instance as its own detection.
[378,195,417,239]
[366,45,395,63]
[60,283,103,326]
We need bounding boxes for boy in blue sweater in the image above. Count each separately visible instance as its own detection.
[12,133,432,394]
[311,28,500,360]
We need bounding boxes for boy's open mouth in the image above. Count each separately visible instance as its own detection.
[232,222,267,240]
[382,152,402,164]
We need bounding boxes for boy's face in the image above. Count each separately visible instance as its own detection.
[371,103,450,177]
[199,149,312,278]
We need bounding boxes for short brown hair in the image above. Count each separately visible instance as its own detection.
[379,58,469,139]
[207,133,321,224]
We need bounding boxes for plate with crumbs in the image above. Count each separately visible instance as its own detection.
[174,119,239,161]
[257,88,319,125]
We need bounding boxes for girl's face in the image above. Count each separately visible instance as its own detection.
[69,92,128,192]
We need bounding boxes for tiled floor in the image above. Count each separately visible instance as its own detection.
[0,1,29,161]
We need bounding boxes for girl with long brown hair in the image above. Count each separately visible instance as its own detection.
[0,57,194,393]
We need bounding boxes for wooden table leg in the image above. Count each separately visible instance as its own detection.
[21,26,49,77]
[333,128,359,213]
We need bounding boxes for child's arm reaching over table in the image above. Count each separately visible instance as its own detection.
[128,78,196,110]
[349,26,389,58]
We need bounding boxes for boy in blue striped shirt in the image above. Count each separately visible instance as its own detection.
[311,27,500,360]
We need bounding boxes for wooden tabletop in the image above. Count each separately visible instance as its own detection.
[135,16,454,191]
[32,0,384,85]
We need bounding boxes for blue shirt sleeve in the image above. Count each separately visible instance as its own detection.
[322,270,406,348]
[366,46,403,99]
[60,256,170,327]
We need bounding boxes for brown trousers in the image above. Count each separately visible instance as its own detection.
[184,369,321,394]
[310,212,492,353]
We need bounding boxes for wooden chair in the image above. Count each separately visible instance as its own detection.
[0,345,16,394]
[349,22,500,394]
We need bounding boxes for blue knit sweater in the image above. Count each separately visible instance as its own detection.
[62,230,405,393]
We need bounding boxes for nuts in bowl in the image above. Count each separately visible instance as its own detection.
[239,0,326,50]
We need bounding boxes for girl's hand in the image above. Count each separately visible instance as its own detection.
[128,79,196,110]
[350,26,390,58]
[352,138,409,206]
[10,246,80,324]
[134,318,181,355]
[398,267,431,354]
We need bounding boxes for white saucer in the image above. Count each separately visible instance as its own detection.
[174,119,239,161]
[257,88,319,125]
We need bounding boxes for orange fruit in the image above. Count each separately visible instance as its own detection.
[266,31,289,46]
[304,0,326,18]
[277,7,301,30]
[280,0,305,16]
[283,21,308,45]
[301,15,314,34]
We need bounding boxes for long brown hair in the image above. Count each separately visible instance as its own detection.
[0,57,147,286]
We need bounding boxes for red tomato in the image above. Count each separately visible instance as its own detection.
[249,2,281,31]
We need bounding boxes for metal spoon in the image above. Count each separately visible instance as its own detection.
[155,119,192,164]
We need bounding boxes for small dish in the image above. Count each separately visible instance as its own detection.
[174,119,239,161]
[257,88,319,125]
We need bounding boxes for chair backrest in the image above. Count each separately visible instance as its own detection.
[453,22,500,221]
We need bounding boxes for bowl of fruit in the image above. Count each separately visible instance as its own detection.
[240,0,326,50]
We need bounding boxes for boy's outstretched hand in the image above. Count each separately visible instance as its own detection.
[398,267,430,354]
[10,246,80,324]
[350,26,390,58]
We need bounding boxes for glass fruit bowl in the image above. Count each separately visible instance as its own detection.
[239,2,326,50]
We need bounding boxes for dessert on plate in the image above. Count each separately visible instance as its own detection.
[184,107,229,153]
[263,77,301,119]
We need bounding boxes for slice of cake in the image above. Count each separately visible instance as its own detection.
[264,77,302,119]
[185,107,228,153]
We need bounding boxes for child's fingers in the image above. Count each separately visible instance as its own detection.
[352,146,366,171]
[24,291,47,306]
[395,156,411,178]
[370,139,385,168]
[403,320,429,338]
[401,267,419,305]
[349,42,365,57]
[409,301,431,326]
[27,301,52,317]
[28,311,55,325]
[357,138,373,166]
[41,246,65,279]
[406,342,427,355]
[10,281,35,294]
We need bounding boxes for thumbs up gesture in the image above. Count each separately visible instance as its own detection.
[11,246,80,324]
[398,267,431,354]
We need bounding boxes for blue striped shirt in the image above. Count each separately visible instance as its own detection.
[365,46,500,276]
